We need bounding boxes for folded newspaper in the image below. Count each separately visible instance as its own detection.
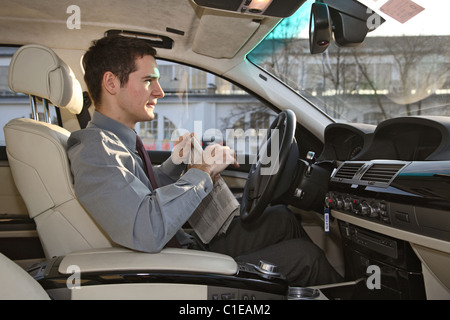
[186,137,240,243]
[188,175,240,244]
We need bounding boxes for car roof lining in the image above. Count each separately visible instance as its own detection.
[0,0,280,61]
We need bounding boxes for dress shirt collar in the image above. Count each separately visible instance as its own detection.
[88,111,137,152]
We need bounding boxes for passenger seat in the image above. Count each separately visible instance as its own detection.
[0,252,49,300]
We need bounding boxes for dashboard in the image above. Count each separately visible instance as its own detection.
[321,116,450,242]
[319,116,450,162]
[318,122,376,162]
[317,116,450,298]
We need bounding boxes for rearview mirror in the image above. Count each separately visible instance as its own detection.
[309,0,385,54]
[309,2,331,54]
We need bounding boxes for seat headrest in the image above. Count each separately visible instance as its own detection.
[8,44,82,114]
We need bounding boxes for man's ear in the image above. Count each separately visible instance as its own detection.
[103,71,120,95]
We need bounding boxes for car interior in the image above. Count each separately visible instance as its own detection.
[0,0,449,300]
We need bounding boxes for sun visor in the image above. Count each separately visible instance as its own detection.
[193,0,305,18]
[193,12,260,59]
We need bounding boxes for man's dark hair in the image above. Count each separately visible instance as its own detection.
[83,35,157,106]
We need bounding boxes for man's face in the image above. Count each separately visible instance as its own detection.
[116,55,164,127]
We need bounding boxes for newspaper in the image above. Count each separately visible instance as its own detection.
[186,137,240,243]
[188,175,240,244]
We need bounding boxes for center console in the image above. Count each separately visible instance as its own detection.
[26,247,289,300]
[324,159,450,299]
[335,221,425,299]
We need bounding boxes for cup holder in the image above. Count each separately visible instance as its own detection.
[288,287,320,300]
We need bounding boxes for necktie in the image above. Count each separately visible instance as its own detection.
[135,134,158,190]
[135,134,181,248]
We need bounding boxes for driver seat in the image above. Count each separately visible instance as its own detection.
[4,44,115,258]
[3,46,239,300]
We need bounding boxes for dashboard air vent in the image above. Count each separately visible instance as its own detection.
[334,163,364,180]
[361,163,405,183]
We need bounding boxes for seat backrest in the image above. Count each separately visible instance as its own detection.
[4,44,115,258]
[0,252,49,300]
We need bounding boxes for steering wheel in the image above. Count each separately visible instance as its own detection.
[240,109,297,223]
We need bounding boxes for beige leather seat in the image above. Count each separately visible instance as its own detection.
[0,252,49,300]
[2,46,240,301]
[4,44,115,259]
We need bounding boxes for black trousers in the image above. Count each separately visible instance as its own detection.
[206,205,343,287]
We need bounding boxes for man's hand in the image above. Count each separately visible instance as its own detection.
[171,132,196,165]
[190,144,238,179]
[171,132,238,179]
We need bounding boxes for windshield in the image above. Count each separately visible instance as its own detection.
[248,0,450,125]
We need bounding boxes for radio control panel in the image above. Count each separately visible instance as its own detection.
[325,191,391,225]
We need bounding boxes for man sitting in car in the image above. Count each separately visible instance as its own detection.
[67,35,342,287]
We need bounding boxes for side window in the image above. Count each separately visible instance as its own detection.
[139,112,176,150]
[0,46,57,148]
[141,59,277,159]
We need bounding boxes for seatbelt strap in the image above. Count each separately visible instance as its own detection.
[76,91,92,129]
